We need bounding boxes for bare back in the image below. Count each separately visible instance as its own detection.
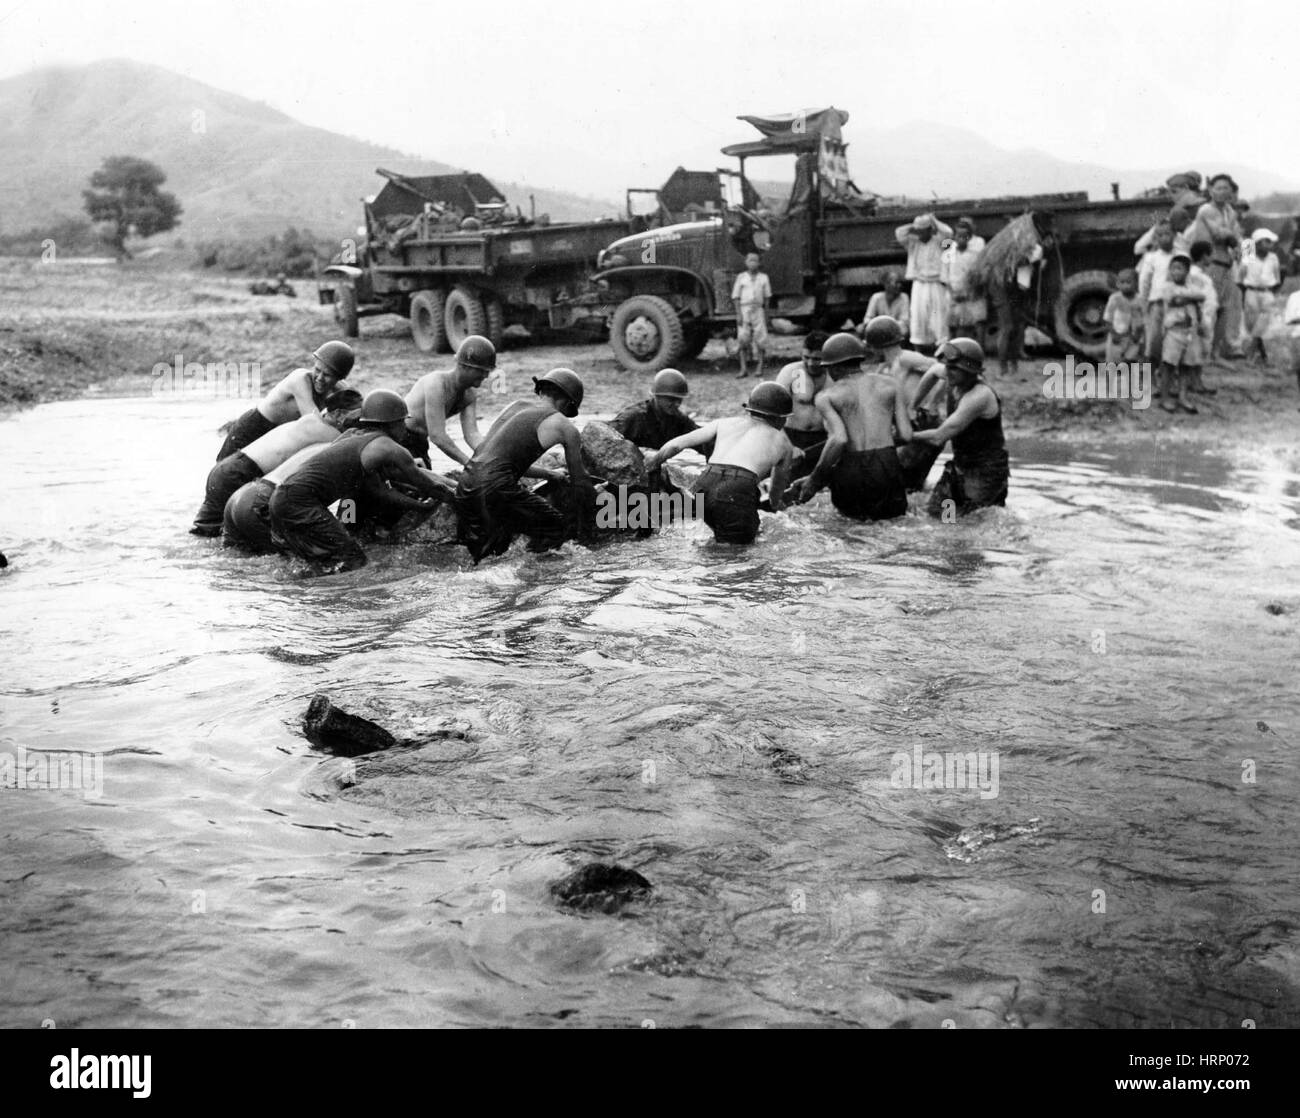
[259,368,318,424]
[820,369,899,451]
[709,415,792,478]
[243,413,337,472]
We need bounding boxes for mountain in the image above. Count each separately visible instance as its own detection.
[840,121,1297,206]
[0,60,622,242]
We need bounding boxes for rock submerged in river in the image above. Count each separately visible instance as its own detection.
[302,694,398,757]
[549,862,653,914]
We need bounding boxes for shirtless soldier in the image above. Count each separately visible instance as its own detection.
[773,330,829,485]
[268,390,455,574]
[217,340,354,459]
[455,369,596,563]
[790,331,913,521]
[644,382,795,545]
[402,334,496,467]
[192,388,362,536]
[859,315,942,491]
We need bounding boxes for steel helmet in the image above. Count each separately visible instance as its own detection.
[533,368,584,408]
[938,337,985,375]
[359,389,408,425]
[457,334,497,372]
[651,368,689,397]
[743,381,793,418]
[863,315,904,350]
[818,332,866,367]
[313,340,355,379]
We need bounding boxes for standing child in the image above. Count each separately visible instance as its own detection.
[1138,221,1176,373]
[1156,254,1207,414]
[732,252,772,379]
[1187,241,1219,394]
[1103,268,1145,363]
[1239,228,1282,365]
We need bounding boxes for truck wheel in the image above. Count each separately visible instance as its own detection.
[610,295,685,373]
[410,290,447,353]
[444,286,489,352]
[335,284,359,338]
[485,297,506,350]
[1054,270,1113,359]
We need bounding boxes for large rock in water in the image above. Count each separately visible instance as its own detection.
[549,862,653,914]
[302,694,398,757]
[581,421,645,487]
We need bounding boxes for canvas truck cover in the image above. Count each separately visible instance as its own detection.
[733,107,859,203]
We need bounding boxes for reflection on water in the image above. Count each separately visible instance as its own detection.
[1,398,1299,1028]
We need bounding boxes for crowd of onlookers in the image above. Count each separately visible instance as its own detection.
[730,172,1300,411]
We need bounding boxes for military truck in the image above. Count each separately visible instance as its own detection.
[319,169,630,352]
[592,108,1175,371]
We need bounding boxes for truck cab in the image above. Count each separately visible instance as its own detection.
[594,108,872,372]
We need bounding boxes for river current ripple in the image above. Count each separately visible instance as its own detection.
[1,395,1298,1028]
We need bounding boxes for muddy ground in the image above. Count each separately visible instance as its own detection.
[4,256,1299,472]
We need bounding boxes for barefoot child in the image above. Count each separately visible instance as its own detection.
[1103,268,1145,363]
[1156,254,1207,414]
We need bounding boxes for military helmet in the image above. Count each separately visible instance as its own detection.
[818,332,866,367]
[457,334,497,372]
[313,340,355,379]
[359,389,408,425]
[863,315,904,350]
[938,337,986,375]
[533,368,584,408]
[743,381,794,418]
[651,368,689,397]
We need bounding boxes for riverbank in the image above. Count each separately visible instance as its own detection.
[4,256,1298,470]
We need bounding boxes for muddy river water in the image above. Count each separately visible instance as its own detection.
[2,394,1298,1028]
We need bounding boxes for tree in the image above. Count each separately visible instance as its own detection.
[82,156,182,258]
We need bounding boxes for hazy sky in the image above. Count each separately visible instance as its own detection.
[3,0,1297,199]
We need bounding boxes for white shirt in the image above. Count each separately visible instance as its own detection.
[731,271,772,311]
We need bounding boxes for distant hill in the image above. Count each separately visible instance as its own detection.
[842,121,1298,208]
[0,60,622,244]
[743,119,1297,210]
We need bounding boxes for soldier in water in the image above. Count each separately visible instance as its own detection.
[454,369,596,563]
[217,341,354,460]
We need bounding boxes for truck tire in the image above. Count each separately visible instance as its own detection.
[485,297,506,350]
[444,286,489,353]
[335,283,359,338]
[410,290,447,353]
[610,295,685,373]
[1054,270,1113,359]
